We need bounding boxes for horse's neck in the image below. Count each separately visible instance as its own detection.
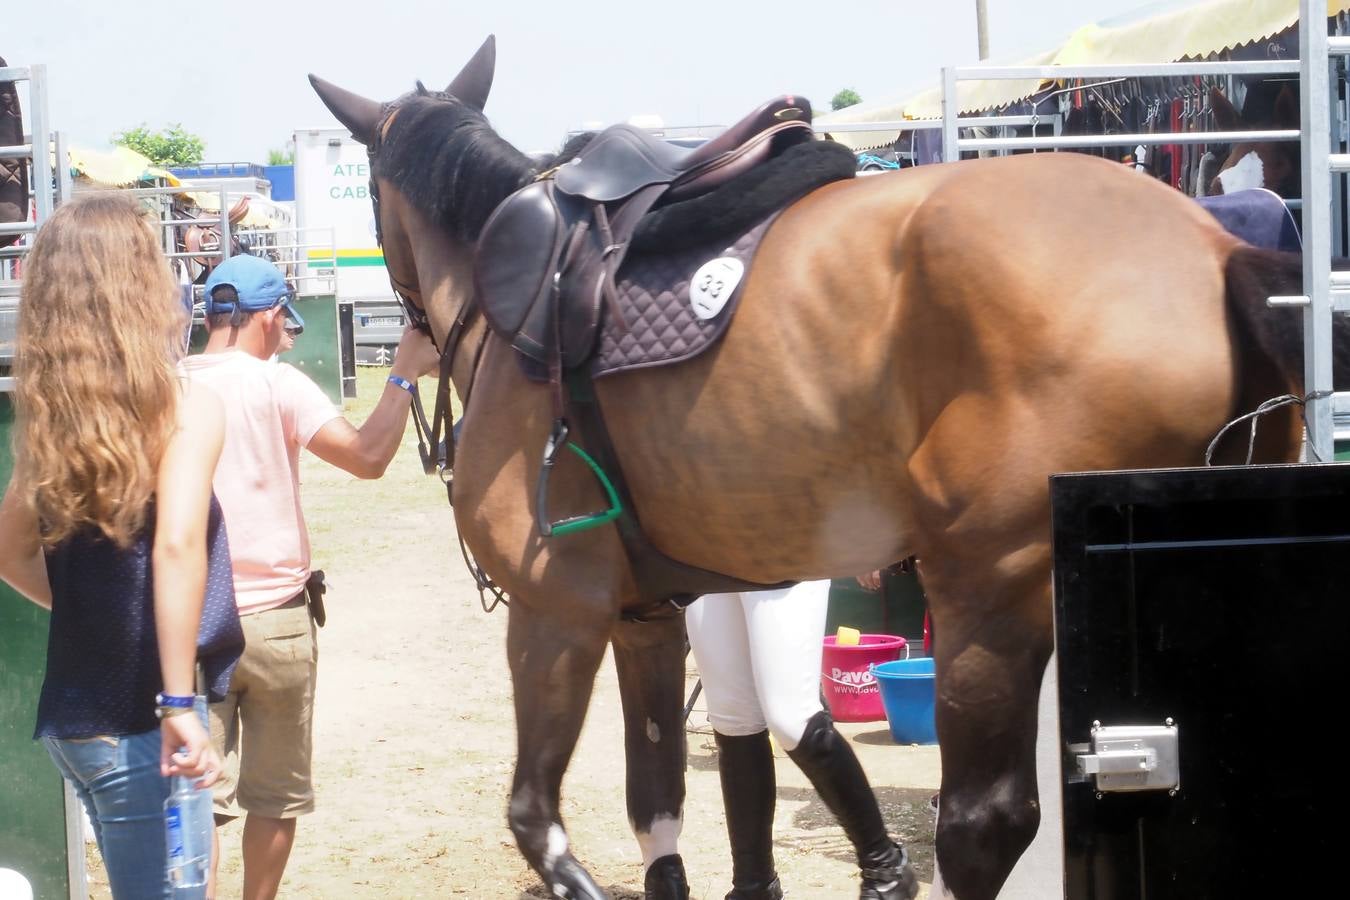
[450,314,490,407]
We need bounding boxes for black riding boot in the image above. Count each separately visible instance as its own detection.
[715,730,784,900]
[785,711,918,900]
[644,853,690,900]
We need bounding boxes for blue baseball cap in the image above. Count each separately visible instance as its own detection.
[203,254,305,331]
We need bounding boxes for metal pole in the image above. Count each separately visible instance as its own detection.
[1299,0,1335,461]
[952,60,1299,79]
[941,66,959,163]
[976,0,990,60]
[217,188,231,262]
[27,65,52,227]
[53,131,72,207]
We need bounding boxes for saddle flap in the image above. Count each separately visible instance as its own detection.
[554,125,691,203]
[476,181,571,355]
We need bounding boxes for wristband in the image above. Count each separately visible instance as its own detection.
[155,692,195,720]
[387,374,415,395]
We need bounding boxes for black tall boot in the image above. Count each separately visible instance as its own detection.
[715,730,784,900]
[785,711,918,900]
[644,853,690,900]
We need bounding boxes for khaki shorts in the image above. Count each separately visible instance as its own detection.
[209,598,317,819]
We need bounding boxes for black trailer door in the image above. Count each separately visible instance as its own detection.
[1050,464,1349,900]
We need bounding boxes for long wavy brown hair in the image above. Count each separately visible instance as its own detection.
[13,193,185,548]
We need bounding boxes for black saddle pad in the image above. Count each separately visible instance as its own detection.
[512,140,856,383]
[592,212,781,380]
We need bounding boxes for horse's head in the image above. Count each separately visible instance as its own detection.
[1207,83,1300,198]
[308,36,534,342]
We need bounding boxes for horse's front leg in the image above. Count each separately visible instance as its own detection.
[506,597,615,900]
[611,614,690,900]
[923,555,1053,900]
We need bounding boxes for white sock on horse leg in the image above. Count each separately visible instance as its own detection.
[636,814,683,870]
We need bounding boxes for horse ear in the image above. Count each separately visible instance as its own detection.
[1210,87,1240,132]
[308,75,383,146]
[1273,83,1300,129]
[446,35,496,111]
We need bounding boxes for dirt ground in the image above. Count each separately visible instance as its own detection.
[89,368,943,899]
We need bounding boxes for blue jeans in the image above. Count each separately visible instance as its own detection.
[43,726,207,900]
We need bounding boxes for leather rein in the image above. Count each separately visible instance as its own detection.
[367,103,504,611]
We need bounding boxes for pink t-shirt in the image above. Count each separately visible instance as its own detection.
[180,351,340,616]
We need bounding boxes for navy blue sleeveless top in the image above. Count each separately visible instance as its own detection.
[34,497,244,739]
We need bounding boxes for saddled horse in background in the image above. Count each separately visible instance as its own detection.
[1207,81,1300,198]
[1,55,29,250]
[170,193,252,283]
[312,38,1348,900]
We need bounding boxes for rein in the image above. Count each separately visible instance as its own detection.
[367,103,508,613]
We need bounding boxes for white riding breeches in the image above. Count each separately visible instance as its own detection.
[684,580,831,752]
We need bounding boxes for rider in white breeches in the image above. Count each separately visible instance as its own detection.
[675,579,915,900]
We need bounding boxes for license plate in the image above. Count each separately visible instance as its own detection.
[363,315,403,327]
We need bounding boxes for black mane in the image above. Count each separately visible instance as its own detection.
[373,89,541,243]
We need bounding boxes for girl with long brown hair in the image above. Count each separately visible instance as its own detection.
[0,193,242,899]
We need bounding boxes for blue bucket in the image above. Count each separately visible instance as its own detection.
[871,657,938,745]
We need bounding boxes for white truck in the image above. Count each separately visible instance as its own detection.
[293,127,404,362]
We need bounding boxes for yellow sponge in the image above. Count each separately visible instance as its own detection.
[835,626,862,646]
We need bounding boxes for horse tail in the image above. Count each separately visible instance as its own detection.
[1223,244,1350,391]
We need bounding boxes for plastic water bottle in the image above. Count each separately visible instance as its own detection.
[164,774,211,889]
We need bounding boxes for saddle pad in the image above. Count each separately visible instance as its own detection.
[513,213,779,384]
[591,212,780,380]
[1195,188,1301,252]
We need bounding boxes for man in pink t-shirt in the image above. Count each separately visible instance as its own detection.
[182,254,438,900]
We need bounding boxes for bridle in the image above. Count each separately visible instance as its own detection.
[366,100,486,490]
[367,99,504,612]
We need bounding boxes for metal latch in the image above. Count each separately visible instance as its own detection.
[1068,719,1179,794]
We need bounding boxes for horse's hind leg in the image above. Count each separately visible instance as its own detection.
[611,614,690,899]
[925,559,1054,900]
[506,600,614,900]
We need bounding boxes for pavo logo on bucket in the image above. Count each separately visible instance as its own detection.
[830,668,878,692]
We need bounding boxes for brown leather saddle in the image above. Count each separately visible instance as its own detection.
[476,95,814,372]
[467,96,816,611]
[179,196,252,282]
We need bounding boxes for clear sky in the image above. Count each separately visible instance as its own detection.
[5,0,1160,161]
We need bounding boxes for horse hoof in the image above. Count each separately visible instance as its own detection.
[644,853,690,900]
[552,854,609,899]
[860,845,919,900]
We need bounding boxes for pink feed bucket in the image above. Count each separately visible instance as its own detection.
[821,634,908,722]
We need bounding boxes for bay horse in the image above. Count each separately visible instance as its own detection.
[311,38,1346,900]
[1,55,29,250]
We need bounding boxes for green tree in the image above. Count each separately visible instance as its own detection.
[111,124,206,167]
[267,147,295,166]
[830,88,863,111]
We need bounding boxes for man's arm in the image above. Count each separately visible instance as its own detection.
[306,326,440,479]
